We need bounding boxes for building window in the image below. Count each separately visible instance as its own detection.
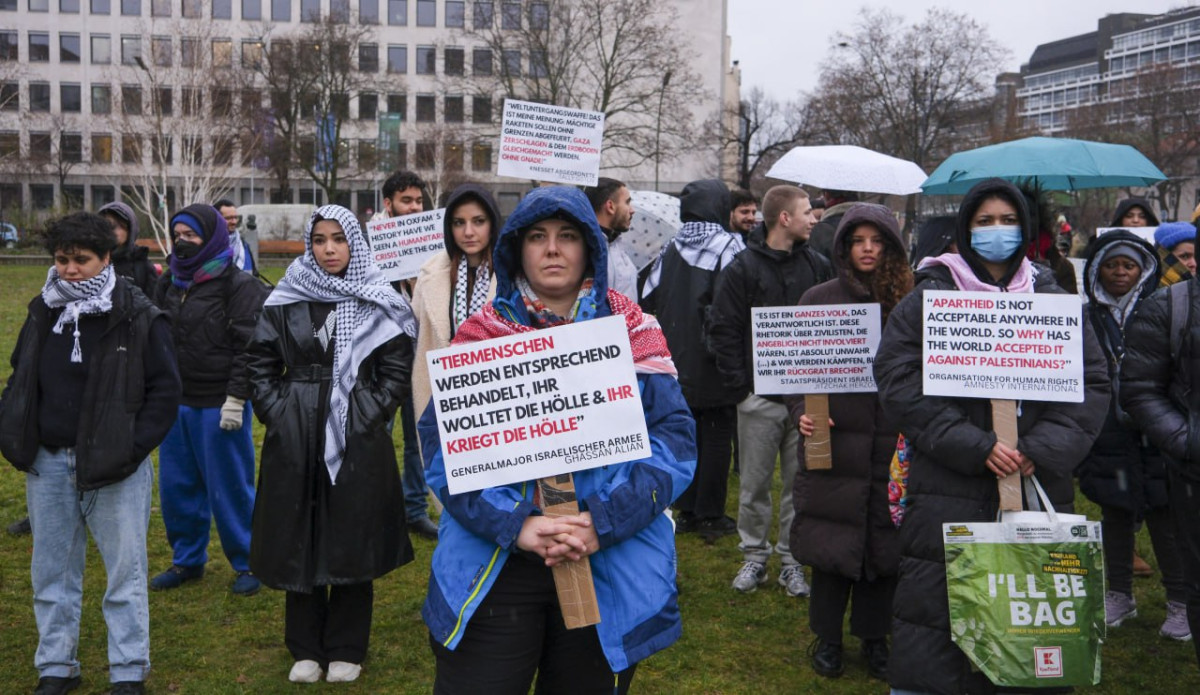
[0,132,18,159]
[241,88,260,116]
[242,0,259,19]
[472,47,492,75]
[271,0,288,20]
[415,94,435,122]
[300,0,317,21]
[212,0,229,18]
[443,142,463,171]
[0,183,22,210]
[90,0,108,11]
[32,184,56,211]
[154,86,172,115]
[472,141,491,171]
[387,0,404,24]
[182,0,201,17]
[212,38,232,67]
[473,0,492,28]
[121,35,141,65]
[61,83,82,112]
[501,1,519,29]
[91,84,111,114]
[446,0,463,26]
[152,135,172,164]
[213,137,233,165]
[529,1,547,29]
[242,40,263,68]
[330,0,347,21]
[62,133,83,163]
[359,93,377,120]
[121,0,139,14]
[387,44,406,73]
[502,49,520,76]
[213,89,233,116]
[30,132,52,160]
[180,37,198,67]
[151,0,168,15]
[445,47,464,76]
[416,45,435,74]
[30,32,50,62]
[0,32,15,61]
[530,49,547,78]
[473,95,492,123]
[61,34,82,63]
[30,0,49,10]
[359,0,377,23]
[60,0,79,12]
[359,43,378,72]
[92,185,116,206]
[357,141,377,170]
[181,87,199,116]
[152,36,171,66]
[184,136,202,164]
[445,95,463,123]
[414,141,435,169]
[386,93,406,117]
[0,82,17,110]
[92,134,113,163]
[122,134,141,164]
[416,0,433,25]
[30,82,51,111]
[122,85,142,114]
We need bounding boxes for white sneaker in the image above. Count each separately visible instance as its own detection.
[326,661,362,683]
[288,660,323,683]
[731,561,768,593]
[779,564,811,597]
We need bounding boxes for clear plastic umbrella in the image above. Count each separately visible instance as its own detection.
[620,190,681,271]
[766,145,927,195]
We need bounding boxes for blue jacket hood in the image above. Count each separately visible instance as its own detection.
[492,186,609,314]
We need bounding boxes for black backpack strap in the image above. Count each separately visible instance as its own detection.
[1169,281,1191,367]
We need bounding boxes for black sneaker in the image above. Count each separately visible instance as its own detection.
[409,517,440,541]
[696,515,737,542]
[7,516,31,536]
[673,511,698,534]
[861,638,889,680]
[34,675,81,695]
[808,638,844,678]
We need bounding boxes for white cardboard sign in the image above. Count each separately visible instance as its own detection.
[366,209,446,282]
[428,315,650,494]
[751,304,881,395]
[1096,226,1156,245]
[497,99,604,186]
[922,291,1084,403]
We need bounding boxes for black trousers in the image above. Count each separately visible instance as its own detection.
[808,567,896,644]
[430,553,636,695]
[285,582,374,665]
[1101,503,1186,600]
[674,404,735,519]
[1167,467,1200,666]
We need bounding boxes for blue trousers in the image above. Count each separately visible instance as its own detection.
[158,403,255,571]
[400,392,429,522]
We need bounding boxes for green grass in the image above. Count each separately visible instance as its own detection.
[1,264,1198,692]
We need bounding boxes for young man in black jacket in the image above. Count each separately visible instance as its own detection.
[709,185,831,596]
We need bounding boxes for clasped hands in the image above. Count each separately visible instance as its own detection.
[517,512,599,567]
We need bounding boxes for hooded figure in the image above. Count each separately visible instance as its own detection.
[99,201,158,297]
[418,186,695,692]
[1110,197,1161,228]
[909,215,956,268]
[873,179,1111,695]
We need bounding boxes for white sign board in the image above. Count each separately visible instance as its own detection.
[428,315,651,494]
[922,291,1084,403]
[367,209,446,282]
[1097,226,1156,245]
[751,304,881,395]
[497,99,604,186]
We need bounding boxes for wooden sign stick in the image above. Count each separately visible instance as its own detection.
[538,473,602,629]
[991,399,1022,511]
[805,394,833,470]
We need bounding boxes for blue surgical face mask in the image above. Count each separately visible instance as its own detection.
[970,225,1023,263]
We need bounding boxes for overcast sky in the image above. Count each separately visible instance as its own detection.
[728,0,1195,101]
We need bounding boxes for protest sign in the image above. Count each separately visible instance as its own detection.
[366,209,445,282]
[751,304,881,395]
[427,315,650,495]
[497,99,605,186]
[922,291,1084,403]
[1097,226,1155,245]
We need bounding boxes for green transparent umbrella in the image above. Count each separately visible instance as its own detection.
[921,137,1167,195]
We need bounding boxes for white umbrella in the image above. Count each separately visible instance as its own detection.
[620,190,681,271]
[765,145,927,196]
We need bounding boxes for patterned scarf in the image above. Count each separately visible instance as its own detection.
[266,204,418,484]
[40,264,116,363]
[169,207,233,289]
[456,289,677,377]
[515,275,598,328]
[918,252,1034,293]
[453,255,492,328]
[230,231,248,271]
[1158,245,1194,288]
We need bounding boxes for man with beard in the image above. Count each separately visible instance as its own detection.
[585,177,639,300]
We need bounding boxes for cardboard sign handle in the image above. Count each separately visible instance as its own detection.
[537,474,601,629]
[804,394,833,470]
[991,399,1021,511]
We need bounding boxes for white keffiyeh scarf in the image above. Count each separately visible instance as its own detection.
[40,264,116,363]
[266,204,417,484]
[453,254,492,328]
[230,231,248,271]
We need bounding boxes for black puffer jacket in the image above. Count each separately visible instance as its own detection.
[874,179,1110,695]
[0,278,181,490]
[709,222,832,402]
[153,263,268,408]
[1078,231,1167,511]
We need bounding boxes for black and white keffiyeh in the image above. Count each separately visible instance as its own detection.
[40,264,116,363]
[642,221,744,297]
[266,204,417,484]
[453,255,492,327]
[229,231,248,271]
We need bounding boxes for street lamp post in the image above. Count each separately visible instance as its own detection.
[654,69,673,192]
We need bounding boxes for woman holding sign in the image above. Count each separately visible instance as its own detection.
[790,203,912,681]
[246,205,415,683]
[873,179,1109,695]
[418,186,695,694]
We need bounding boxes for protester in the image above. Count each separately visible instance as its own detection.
[874,179,1109,695]
[247,205,414,683]
[790,203,911,680]
[150,203,268,596]
[808,190,860,260]
[1155,221,1197,288]
[584,177,639,300]
[417,186,694,693]
[1021,185,1077,294]
[99,202,158,297]
[642,179,744,539]
[1076,229,1189,639]
[811,197,827,223]
[1110,197,1160,228]
[909,215,957,268]
[410,183,500,452]
[729,188,760,240]
[215,199,256,275]
[0,212,181,695]
[380,170,428,218]
[709,185,831,595]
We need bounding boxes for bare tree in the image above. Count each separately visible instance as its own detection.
[408,122,475,205]
[708,86,813,192]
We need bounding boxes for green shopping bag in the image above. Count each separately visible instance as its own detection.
[943,476,1105,688]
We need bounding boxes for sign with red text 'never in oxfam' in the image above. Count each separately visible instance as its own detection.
[366,208,445,282]
[427,315,650,494]
[922,291,1084,403]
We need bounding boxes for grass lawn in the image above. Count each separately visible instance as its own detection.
[0,264,1198,693]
